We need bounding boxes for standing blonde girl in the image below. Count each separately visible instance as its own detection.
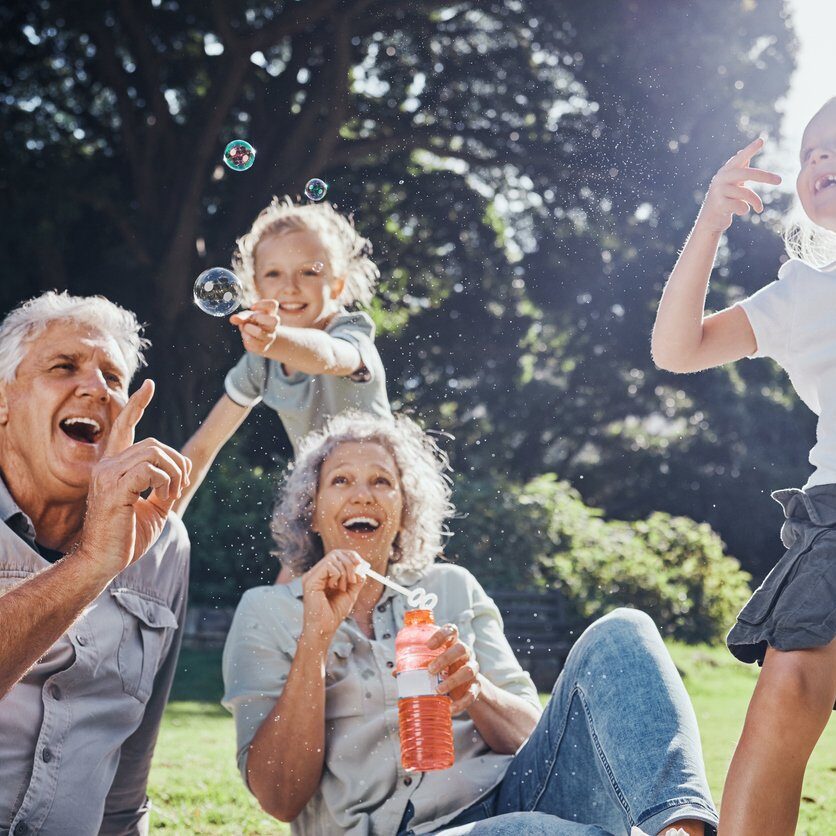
[652,99,836,836]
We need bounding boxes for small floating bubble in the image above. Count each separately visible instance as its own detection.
[304,178,328,201]
[223,140,256,171]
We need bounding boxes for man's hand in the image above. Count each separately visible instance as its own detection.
[697,137,782,234]
[75,380,192,581]
[230,300,281,356]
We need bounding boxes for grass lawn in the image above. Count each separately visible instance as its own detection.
[149,644,836,834]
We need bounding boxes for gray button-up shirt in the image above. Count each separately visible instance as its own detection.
[224,310,391,454]
[0,476,190,836]
[222,563,540,836]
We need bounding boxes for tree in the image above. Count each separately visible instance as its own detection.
[1,0,799,578]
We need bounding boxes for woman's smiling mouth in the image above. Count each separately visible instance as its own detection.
[342,515,382,534]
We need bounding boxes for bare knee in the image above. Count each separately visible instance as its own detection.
[759,646,836,717]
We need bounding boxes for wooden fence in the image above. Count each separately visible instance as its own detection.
[184,589,585,691]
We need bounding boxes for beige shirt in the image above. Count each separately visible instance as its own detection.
[222,562,540,836]
[0,476,190,836]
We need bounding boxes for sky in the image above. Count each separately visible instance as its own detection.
[773,0,836,181]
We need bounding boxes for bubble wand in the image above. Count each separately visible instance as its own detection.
[356,560,438,610]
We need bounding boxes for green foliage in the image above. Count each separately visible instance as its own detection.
[450,474,751,643]
[183,437,282,606]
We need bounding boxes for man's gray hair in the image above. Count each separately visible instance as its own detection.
[272,412,454,580]
[0,291,149,383]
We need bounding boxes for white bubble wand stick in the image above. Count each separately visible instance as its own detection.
[356,559,438,610]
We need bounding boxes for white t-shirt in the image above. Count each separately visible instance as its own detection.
[737,257,836,489]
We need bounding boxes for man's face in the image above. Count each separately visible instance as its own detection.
[0,321,130,499]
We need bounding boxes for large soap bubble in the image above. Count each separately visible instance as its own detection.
[193,268,243,316]
[223,140,256,172]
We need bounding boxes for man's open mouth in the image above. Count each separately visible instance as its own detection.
[814,174,836,194]
[342,516,382,534]
[59,416,103,444]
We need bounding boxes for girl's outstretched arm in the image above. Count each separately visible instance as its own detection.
[651,138,781,373]
[173,394,251,517]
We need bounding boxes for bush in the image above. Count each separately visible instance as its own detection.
[449,474,751,643]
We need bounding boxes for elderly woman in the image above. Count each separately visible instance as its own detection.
[222,413,718,836]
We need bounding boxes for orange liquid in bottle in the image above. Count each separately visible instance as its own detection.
[395,609,454,772]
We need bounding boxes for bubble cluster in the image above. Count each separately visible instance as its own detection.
[304,178,328,201]
[193,268,243,316]
[223,140,256,172]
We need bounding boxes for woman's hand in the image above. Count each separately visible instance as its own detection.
[230,299,281,356]
[697,137,782,234]
[427,623,482,715]
[301,550,365,642]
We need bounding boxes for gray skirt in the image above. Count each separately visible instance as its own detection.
[727,485,836,669]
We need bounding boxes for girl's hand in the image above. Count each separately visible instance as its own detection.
[698,137,782,234]
[230,299,281,356]
[301,550,365,642]
[427,623,482,715]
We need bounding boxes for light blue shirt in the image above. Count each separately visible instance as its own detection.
[224,310,390,453]
[222,562,540,836]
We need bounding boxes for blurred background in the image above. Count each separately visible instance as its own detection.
[1,0,831,644]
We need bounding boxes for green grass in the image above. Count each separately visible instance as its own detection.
[149,646,836,834]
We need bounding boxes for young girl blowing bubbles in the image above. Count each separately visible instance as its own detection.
[652,99,836,836]
[174,197,391,580]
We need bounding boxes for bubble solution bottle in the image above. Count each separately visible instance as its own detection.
[395,609,454,772]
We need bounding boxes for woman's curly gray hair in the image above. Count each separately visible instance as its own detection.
[231,195,380,307]
[272,412,454,580]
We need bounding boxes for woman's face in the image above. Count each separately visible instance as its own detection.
[312,440,404,562]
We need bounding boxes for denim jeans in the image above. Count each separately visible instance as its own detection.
[401,608,718,836]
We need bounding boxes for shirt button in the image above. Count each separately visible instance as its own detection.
[14,822,29,835]
[386,661,394,669]
[404,776,413,786]
[377,604,386,612]
[42,747,53,763]
[382,632,391,640]
[76,636,87,647]
[146,609,156,624]
[49,684,62,701]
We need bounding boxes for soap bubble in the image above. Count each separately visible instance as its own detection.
[223,140,256,171]
[304,178,328,201]
[193,268,243,316]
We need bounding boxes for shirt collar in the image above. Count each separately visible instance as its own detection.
[0,470,37,545]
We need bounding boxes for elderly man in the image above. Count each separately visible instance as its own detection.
[0,292,192,835]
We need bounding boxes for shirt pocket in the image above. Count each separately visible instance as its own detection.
[736,528,828,627]
[111,587,178,702]
[324,639,364,720]
[0,569,32,595]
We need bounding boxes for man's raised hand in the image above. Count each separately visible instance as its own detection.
[76,380,192,581]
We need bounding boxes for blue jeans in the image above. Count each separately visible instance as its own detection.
[403,608,718,836]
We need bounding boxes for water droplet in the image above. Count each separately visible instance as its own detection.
[194,267,243,316]
[223,139,256,171]
[304,178,328,201]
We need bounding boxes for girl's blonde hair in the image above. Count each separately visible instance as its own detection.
[783,97,836,269]
[271,412,454,581]
[231,196,380,306]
